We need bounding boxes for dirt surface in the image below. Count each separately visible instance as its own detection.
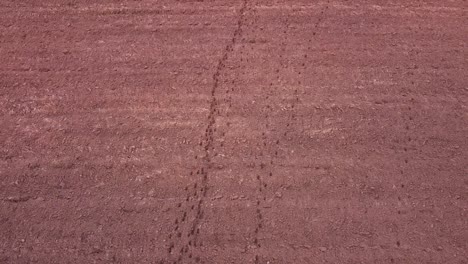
[1,0,467,263]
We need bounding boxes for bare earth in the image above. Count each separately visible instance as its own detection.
[0,0,467,263]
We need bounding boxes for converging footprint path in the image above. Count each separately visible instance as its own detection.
[164,0,253,263]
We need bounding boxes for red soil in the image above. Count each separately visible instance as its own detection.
[0,0,467,263]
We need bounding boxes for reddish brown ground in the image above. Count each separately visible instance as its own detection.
[0,0,467,263]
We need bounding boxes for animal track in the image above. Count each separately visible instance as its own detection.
[395,85,417,249]
[165,1,250,263]
[249,3,331,262]
[167,1,330,262]
[249,8,299,263]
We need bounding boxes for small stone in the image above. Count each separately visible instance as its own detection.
[91,246,103,254]
[318,247,327,252]
[5,196,31,203]
[212,195,223,200]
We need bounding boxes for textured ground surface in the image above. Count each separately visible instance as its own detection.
[0,0,467,263]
